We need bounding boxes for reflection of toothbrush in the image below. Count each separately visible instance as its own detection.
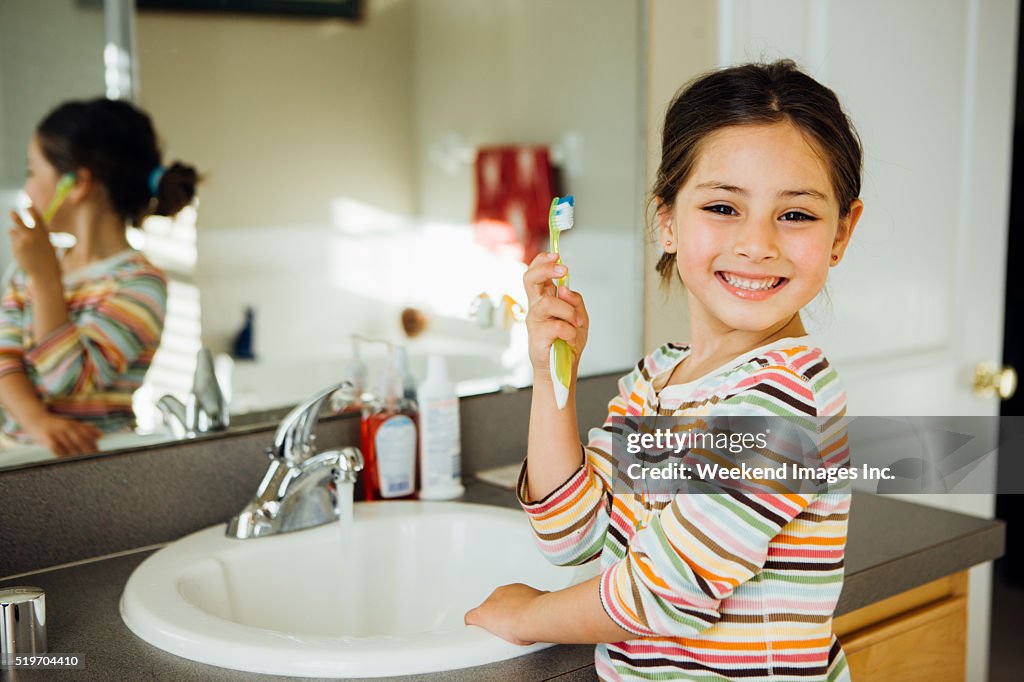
[42,173,75,224]
[548,195,574,409]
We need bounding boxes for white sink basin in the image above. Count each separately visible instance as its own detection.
[120,501,594,678]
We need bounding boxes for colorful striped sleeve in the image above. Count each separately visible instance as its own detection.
[0,274,27,379]
[600,490,817,638]
[598,368,828,638]
[23,267,166,396]
[515,363,643,567]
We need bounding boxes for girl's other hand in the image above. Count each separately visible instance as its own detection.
[9,207,60,280]
[23,414,103,458]
[465,583,546,646]
[523,252,590,375]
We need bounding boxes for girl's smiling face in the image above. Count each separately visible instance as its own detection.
[659,121,863,336]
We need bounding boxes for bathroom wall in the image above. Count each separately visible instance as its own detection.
[136,0,417,230]
[136,1,419,376]
[0,0,106,269]
[0,0,106,188]
[410,0,644,377]
[0,23,6,190]
[135,0,646,405]
[642,0,718,352]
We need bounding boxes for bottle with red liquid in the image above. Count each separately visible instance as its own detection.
[358,344,419,501]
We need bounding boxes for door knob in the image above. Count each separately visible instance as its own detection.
[973,362,1017,400]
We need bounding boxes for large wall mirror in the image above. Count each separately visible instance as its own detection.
[0,0,646,470]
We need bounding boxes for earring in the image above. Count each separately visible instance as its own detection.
[831,254,838,261]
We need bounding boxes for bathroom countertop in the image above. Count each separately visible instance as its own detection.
[0,484,1005,682]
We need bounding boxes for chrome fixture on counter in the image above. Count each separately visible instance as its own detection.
[157,348,230,438]
[0,587,46,659]
[226,381,363,539]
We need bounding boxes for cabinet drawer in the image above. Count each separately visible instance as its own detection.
[839,595,967,682]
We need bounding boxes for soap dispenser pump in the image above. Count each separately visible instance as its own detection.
[334,335,368,413]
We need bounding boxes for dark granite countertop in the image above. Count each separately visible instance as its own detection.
[0,485,1005,682]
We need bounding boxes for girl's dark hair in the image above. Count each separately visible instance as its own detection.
[36,98,198,227]
[653,59,863,284]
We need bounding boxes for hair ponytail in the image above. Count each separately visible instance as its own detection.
[152,161,199,218]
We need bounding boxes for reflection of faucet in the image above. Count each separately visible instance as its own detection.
[470,292,495,328]
[156,348,230,438]
[226,381,364,539]
[469,292,525,330]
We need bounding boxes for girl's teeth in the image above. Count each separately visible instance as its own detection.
[722,273,780,290]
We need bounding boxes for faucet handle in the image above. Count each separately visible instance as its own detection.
[328,446,364,484]
[272,381,355,465]
[191,348,229,432]
[156,395,188,438]
[156,348,230,438]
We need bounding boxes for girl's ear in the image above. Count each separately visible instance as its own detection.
[68,168,94,204]
[656,198,677,254]
[831,198,864,266]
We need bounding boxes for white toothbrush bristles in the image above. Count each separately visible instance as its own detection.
[554,200,574,232]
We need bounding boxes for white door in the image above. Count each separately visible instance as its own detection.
[716,1,1018,680]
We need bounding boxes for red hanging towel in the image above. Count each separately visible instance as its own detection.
[473,146,557,264]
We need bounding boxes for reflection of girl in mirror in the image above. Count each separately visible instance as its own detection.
[466,60,863,681]
[0,99,198,457]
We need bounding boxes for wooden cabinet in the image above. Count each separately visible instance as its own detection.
[834,572,968,682]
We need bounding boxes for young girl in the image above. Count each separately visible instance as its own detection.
[0,98,198,457]
[465,60,863,681]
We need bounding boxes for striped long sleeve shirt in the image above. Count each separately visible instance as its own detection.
[0,249,167,438]
[518,337,852,681]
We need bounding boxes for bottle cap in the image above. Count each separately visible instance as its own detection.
[418,483,465,500]
[426,355,448,383]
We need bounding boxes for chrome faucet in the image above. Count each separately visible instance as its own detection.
[226,381,364,539]
[157,348,230,438]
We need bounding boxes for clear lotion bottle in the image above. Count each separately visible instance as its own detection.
[417,355,464,499]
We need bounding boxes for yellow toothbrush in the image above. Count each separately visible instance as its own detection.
[42,173,75,224]
[548,195,574,409]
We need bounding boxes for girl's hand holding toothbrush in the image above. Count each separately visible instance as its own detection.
[9,206,60,282]
[523,251,589,378]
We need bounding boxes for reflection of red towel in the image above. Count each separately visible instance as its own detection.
[473,147,556,264]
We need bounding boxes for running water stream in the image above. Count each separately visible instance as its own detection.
[335,480,357,635]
